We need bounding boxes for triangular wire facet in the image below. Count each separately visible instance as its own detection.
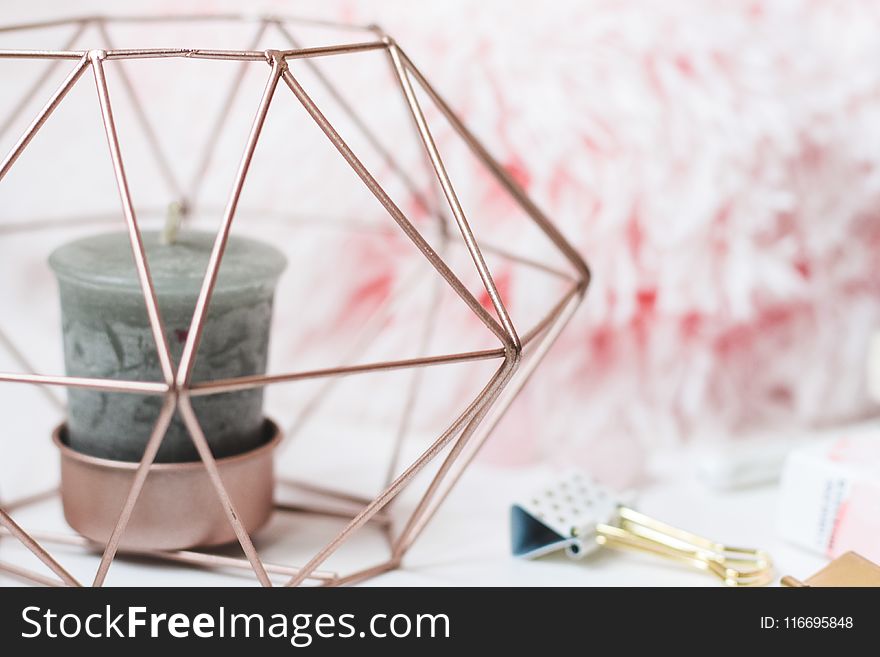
[0,56,172,390]
[279,64,510,350]
[179,47,509,399]
[94,59,285,588]
[383,44,520,350]
[96,18,274,212]
[396,46,589,284]
[282,356,514,586]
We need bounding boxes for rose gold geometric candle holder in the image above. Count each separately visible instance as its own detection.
[0,13,589,587]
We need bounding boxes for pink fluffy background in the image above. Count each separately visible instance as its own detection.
[334,0,880,487]
[146,0,880,488]
[5,0,880,490]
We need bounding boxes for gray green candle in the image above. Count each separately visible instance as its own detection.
[49,230,286,463]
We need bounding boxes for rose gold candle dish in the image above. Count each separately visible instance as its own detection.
[54,420,281,551]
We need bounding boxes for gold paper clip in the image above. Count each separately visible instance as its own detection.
[593,507,774,587]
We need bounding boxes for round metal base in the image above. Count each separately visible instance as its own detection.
[54,419,281,551]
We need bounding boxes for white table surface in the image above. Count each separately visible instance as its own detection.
[0,428,828,588]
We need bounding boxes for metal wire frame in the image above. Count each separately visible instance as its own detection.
[0,14,589,587]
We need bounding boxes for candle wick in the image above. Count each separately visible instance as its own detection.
[161,201,184,245]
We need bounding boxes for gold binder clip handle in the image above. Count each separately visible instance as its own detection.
[593,506,774,587]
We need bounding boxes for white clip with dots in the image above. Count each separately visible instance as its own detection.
[510,471,628,559]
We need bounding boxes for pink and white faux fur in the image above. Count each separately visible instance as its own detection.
[323,0,880,486]
[11,0,880,488]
